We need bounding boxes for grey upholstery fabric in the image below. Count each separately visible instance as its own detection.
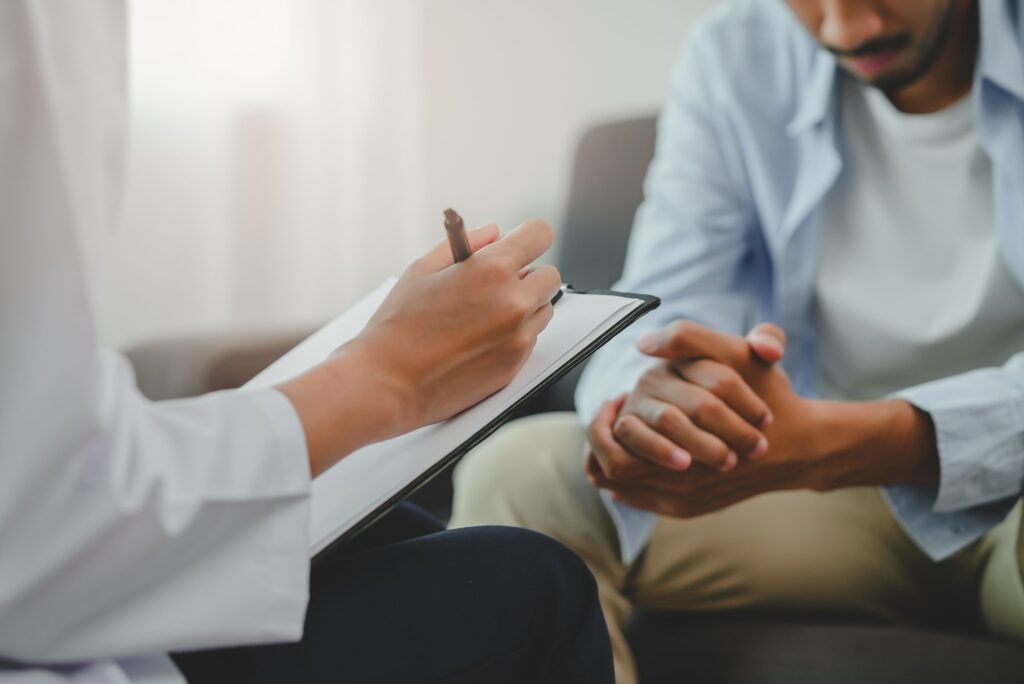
[628,612,1024,684]
[127,329,308,400]
[556,116,657,292]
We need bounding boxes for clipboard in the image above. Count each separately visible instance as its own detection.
[244,281,659,560]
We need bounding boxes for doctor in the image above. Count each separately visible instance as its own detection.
[0,2,613,683]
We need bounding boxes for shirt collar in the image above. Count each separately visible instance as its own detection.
[787,0,1024,136]
[786,48,839,136]
[978,0,1024,102]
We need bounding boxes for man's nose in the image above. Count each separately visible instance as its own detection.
[819,0,885,52]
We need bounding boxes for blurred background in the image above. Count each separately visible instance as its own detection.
[98,0,718,349]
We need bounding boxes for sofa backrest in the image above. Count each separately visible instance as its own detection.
[556,115,658,290]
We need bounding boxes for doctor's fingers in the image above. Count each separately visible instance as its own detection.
[412,224,501,274]
[478,219,555,271]
[520,300,555,346]
[518,264,562,310]
[616,396,739,472]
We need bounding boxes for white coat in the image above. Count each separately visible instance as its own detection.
[0,3,314,681]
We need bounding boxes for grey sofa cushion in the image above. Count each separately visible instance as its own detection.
[628,611,1024,683]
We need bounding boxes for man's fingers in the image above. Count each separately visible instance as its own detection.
[519,264,562,310]
[613,412,694,472]
[672,358,773,430]
[635,320,747,365]
[625,395,740,471]
[586,397,649,481]
[413,224,501,273]
[478,218,554,270]
[746,322,787,364]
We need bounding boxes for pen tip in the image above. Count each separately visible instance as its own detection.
[443,208,463,230]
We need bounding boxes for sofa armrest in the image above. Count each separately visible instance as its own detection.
[123,328,312,401]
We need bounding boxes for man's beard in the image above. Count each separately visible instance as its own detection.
[828,0,959,93]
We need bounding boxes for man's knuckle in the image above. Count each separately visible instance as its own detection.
[613,416,636,440]
[636,371,658,393]
[710,369,739,396]
[691,397,722,425]
[604,457,629,481]
[655,406,681,432]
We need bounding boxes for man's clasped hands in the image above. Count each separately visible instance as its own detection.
[586,320,837,518]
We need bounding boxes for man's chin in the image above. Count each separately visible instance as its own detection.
[844,63,928,94]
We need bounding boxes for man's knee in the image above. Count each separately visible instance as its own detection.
[979,500,1024,639]
[452,412,587,528]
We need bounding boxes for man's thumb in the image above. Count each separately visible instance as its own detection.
[746,322,786,363]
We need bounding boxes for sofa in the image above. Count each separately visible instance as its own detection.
[126,116,1024,683]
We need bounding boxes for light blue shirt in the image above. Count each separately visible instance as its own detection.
[575,0,1024,564]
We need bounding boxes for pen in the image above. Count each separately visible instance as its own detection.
[443,208,564,305]
[443,208,473,263]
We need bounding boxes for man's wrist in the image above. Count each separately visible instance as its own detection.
[807,398,939,492]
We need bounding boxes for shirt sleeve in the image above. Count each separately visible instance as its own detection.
[884,351,1024,560]
[0,0,313,664]
[574,26,764,563]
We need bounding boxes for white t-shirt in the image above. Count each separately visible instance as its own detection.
[815,76,1024,402]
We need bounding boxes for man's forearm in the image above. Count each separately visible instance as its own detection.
[809,399,940,491]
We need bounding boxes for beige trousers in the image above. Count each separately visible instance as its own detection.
[450,413,1024,684]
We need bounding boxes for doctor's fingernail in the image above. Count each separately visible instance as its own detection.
[670,449,692,470]
[760,412,774,429]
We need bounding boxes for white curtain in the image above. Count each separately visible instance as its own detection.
[101,0,715,349]
[105,0,432,345]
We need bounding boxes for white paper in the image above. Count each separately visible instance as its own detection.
[246,278,644,555]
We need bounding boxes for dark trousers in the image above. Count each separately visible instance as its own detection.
[173,504,614,683]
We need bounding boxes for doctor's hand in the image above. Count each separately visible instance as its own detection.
[354,219,560,429]
[280,219,560,476]
[588,321,788,481]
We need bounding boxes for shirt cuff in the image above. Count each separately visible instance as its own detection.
[251,387,313,490]
[882,485,1016,561]
[884,367,1024,560]
[895,370,1024,513]
[600,490,658,564]
[232,387,312,642]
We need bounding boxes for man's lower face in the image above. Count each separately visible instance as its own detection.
[836,1,959,92]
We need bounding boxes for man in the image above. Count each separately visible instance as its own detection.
[0,2,614,682]
[452,0,1024,681]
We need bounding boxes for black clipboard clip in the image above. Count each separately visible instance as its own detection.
[551,283,575,306]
